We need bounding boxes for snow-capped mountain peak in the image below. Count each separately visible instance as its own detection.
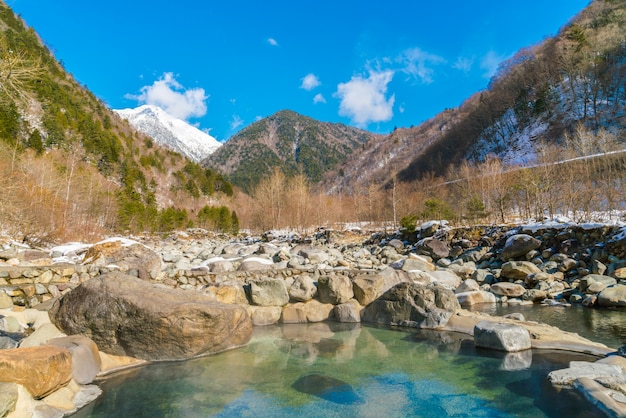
[114,105,221,162]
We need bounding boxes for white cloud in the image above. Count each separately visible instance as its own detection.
[300,73,321,91]
[453,56,474,73]
[313,93,326,104]
[268,38,279,47]
[127,72,207,120]
[335,70,395,127]
[481,51,506,79]
[230,115,244,131]
[398,48,445,84]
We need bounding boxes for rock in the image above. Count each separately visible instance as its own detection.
[238,257,274,271]
[0,336,18,350]
[387,239,405,251]
[209,260,235,273]
[0,346,72,399]
[580,274,618,292]
[472,269,495,284]
[474,321,531,352]
[247,306,282,326]
[48,272,252,361]
[281,303,308,324]
[490,282,527,298]
[598,284,626,307]
[302,300,334,323]
[501,234,542,260]
[0,316,21,333]
[399,255,436,272]
[416,238,450,259]
[548,361,625,385]
[334,300,363,323]
[48,336,101,385]
[573,377,626,418]
[500,261,541,280]
[0,293,12,309]
[582,294,598,307]
[428,270,461,289]
[297,248,329,264]
[614,267,626,279]
[249,279,289,307]
[317,275,353,305]
[82,238,162,280]
[522,289,548,302]
[362,282,460,329]
[19,322,66,348]
[352,269,409,306]
[456,291,496,306]
[0,382,18,417]
[289,275,317,302]
[455,279,480,294]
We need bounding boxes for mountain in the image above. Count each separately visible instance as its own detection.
[322,0,626,192]
[114,105,221,163]
[0,3,234,239]
[203,110,381,194]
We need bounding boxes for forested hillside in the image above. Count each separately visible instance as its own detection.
[203,110,380,194]
[0,2,235,241]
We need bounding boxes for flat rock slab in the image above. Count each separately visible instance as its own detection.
[548,361,626,385]
[49,272,252,361]
[474,320,531,352]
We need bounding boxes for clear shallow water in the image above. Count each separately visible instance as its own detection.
[73,323,605,418]
[469,304,626,348]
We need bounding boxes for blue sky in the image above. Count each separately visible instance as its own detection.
[11,0,590,141]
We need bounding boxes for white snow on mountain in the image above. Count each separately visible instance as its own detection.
[114,105,221,163]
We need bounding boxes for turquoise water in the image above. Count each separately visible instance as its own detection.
[73,323,605,417]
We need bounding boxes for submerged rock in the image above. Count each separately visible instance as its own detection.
[292,373,364,405]
[49,272,252,361]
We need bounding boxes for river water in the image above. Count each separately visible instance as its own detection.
[72,316,614,417]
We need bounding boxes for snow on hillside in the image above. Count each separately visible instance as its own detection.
[466,79,626,167]
[115,105,221,163]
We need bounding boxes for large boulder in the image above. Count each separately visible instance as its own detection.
[249,278,289,306]
[48,272,252,361]
[289,275,317,302]
[597,284,626,307]
[352,269,409,306]
[362,282,460,329]
[317,275,353,305]
[82,238,162,280]
[474,321,531,352]
[501,234,541,260]
[0,346,72,399]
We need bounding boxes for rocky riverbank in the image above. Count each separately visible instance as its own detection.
[1,219,626,417]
